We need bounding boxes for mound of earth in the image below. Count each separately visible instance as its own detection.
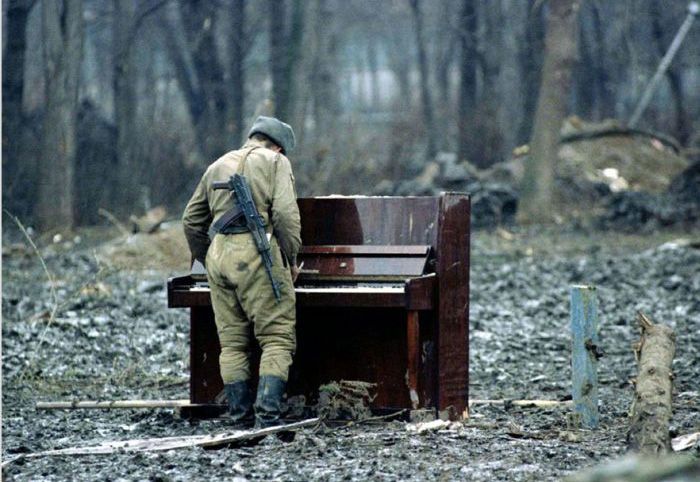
[97,221,190,272]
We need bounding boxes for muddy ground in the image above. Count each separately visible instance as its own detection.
[2,226,699,481]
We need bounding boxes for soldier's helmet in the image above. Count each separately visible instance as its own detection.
[248,116,296,154]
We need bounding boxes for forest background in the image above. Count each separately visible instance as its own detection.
[2,0,699,230]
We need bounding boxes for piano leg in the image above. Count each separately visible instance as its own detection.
[406,310,420,409]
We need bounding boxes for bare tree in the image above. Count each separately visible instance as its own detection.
[160,0,232,160]
[2,0,36,202]
[457,0,477,162]
[409,0,437,159]
[112,0,169,211]
[229,0,247,144]
[650,0,689,144]
[269,0,305,122]
[518,0,580,224]
[36,0,84,230]
[310,0,338,139]
[518,0,545,142]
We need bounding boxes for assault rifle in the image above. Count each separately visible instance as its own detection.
[212,174,282,302]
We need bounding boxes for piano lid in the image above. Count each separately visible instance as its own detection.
[297,245,431,282]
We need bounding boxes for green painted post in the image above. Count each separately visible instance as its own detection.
[570,285,599,429]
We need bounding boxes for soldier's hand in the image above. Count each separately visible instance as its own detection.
[290,264,300,283]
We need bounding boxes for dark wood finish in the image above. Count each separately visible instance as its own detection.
[405,274,437,310]
[436,193,470,417]
[167,194,470,418]
[189,307,223,404]
[406,310,420,409]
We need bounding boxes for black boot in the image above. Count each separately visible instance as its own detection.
[224,381,254,429]
[254,375,295,442]
[254,375,286,428]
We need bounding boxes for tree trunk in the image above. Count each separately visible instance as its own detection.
[180,0,229,157]
[2,0,35,201]
[517,0,580,224]
[409,0,436,159]
[268,0,305,123]
[517,0,545,143]
[36,0,84,230]
[575,7,596,120]
[113,0,139,213]
[650,1,689,145]
[269,0,288,119]
[457,0,477,162]
[229,0,246,145]
[628,312,676,455]
[589,2,614,120]
[311,0,337,139]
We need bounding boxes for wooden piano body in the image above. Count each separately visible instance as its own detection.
[168,193,470,418]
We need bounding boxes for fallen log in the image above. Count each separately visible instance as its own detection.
[628,312,676,455]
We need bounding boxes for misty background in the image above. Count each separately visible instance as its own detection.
[3,0,699,230]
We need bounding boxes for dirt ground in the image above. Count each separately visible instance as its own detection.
[2,225,699,481]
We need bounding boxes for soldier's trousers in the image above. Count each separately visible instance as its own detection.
[206,233,296,383]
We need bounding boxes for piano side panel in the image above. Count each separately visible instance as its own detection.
[436,193,471,418]
[298,197,440,249]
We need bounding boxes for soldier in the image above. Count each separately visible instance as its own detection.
[182,116,301,429]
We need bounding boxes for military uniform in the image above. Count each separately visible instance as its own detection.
[182,117,300,428]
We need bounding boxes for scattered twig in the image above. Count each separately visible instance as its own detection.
[345,409,408,427]
[98,208,131,237]
[469,399,572,408]
[4,210,64,383]
[4,209,58,309]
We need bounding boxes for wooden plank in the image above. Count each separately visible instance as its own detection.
[36,399,201,410]
[570,285,599,429]
[10,419,319,460]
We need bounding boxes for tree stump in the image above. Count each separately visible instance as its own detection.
[628,312,676,454]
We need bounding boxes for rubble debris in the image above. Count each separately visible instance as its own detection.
[315,380,377,421]
[671,432,700,452]
[129,206,167,234]
[406,419,452,433]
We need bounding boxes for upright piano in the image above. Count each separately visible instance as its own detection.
[168,193,470,419]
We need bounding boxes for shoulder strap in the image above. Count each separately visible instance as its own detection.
[236,145,260,175]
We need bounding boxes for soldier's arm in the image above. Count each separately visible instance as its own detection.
[271,154,302,264]
[182,176,213,265]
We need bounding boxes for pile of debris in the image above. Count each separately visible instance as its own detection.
[374,119,697,229]
[601,160,700,230]
[373,153,518,228]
